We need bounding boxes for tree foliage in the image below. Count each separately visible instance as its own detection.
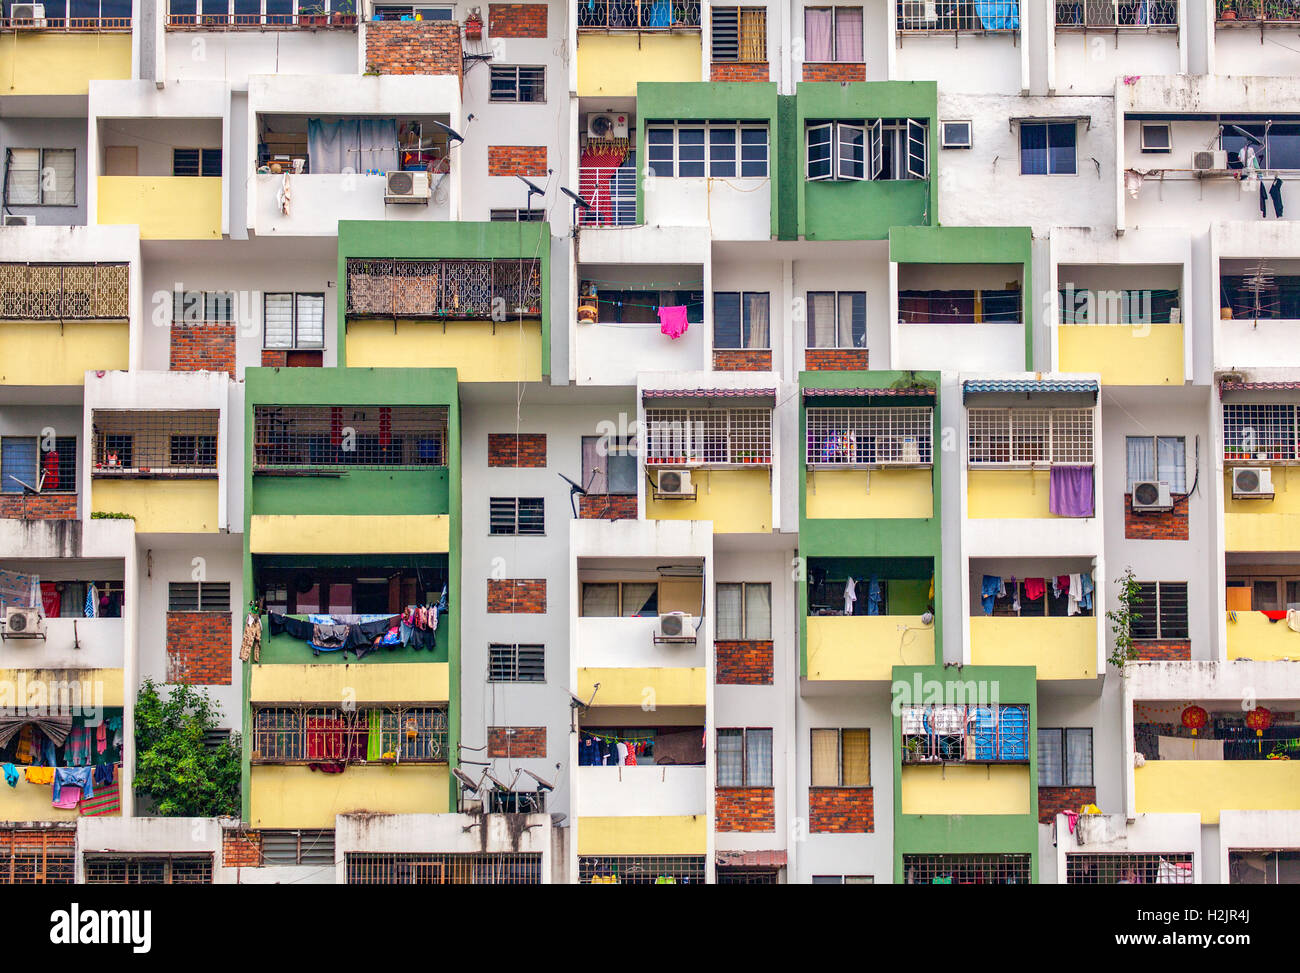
[134,678,241,817]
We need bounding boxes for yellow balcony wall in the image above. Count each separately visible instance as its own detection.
[968,469,1061,519]
[576,33,702,98]
[3,775,113,820]
[969,615,1097,679]
[0,668,125,708]
[1134,759,1300,824]
[249,764,449,828]
[900,763,1032,816]
[646,468,771,533]
[1224,468,1300,552]
[1225,610,1300,661]
[577,815,707,855]
[576,667,706,708]
[807,615,934,681]
[805,468,933,519]
[0,33,131,96]
[1057,323,1184,386]
[92,479,218,534]
[346,319,542,383]
[0,321,128,386]
[248,514,449,555]
[97,176,222,240]
[250,662,450,703]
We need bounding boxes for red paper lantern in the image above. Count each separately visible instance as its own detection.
[1181,705,1208,736]
[1246,706,1274,736]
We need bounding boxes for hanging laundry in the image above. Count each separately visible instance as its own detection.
[85,583,98,619]
[1023,578,1046,601]
[2,763,16,787]
[1048,465,1094,518]
[23,766,53,785]
[14,724,34,764]
[64,723,94,766]
[657,305,690,339]
[867,579,884,616]
[1080,573,1094,612]
[40,582,61,618]
[1269,177,1284,218]
[1123,168,1145,199]
[624,743,637,766]
[51,767,94,809]
[1067,574,1083,616]
[980,575,1003,615]
[240,611,262,663]
[844,577,857,616]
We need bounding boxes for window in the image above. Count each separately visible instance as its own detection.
[807,119,927,181]
[1126,436,1186,493]
[713,292,770,349]
[901,704,1031,763]
[6,148,75,205]
[172,290,234,324]
[812,874,874,884]
[806,291,866,348]
[172,148,222,178]
[806,406,933,466]
[252,705,447,762]
[803,6,863,61]
[581,582,659,617]
[1140,122,1171,154]
[169,434,217,468]
[489,497,544,535]
[1037,727,1094,787]
[1222,404,1300,462]
[810,728,870,786]
[941,120,972,149]
[1222,122,1300,172]
[488,65,545,103]
[711,6,766,61]
[488,643,545,682]
[263,292,325,350]
[643,407,772,465]
[252,405,447,470]
[84,856,213,885]
[2,436,76,494]
[168,581,231,612]
[1229,851,1300,885]
[905,854,1031,884]
[350,851,544,884]
[646,123,768,178]
[580,435,637,495]
[0,830,74,884]
[967,407,1094,466]
[717,728,773,787]
[260,829,335,867]
[716,582,771,640]
[1019,121,1076,175]
[489,209,545,222]
[1130,582,1188,640]
[1066,854,1192,885]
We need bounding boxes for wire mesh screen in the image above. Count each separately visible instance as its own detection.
[84,856,214,884]
[967,407,1093,465]
[897,0,1019,31]
[91,410,220,475]
[903,854,1031,884]
[1056,0,1177,25]
[347,852,543,884]
[252,705,448,763]
[900,704,1031,763]
[643,407,772,465]
[1222,404,1297,462]
[345,258,542,318]
[715,867,780,884]
[806,407,933,466]
[579,855,707,884]
[1067,854,1193,884]
[253,406,448,470]
[0,832,74,884]
[0,263,129,320]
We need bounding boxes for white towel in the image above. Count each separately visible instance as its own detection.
[844,577,857,616]
[1068,573,1083,616]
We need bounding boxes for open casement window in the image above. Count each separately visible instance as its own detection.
[869,118,883,180]
[907,118,928,179]
[807,122,869,182]
[838,123,866,181]
[807,123,833,181]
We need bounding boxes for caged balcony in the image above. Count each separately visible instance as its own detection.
[1055,0,1178,27]
[896,0,1019,32]
[577,0,701,30]
[345,258,542,319]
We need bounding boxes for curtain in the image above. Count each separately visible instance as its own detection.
[745,583,771,640]
[838,292,866,347]
[1126,437,1154,492]
[307,119,345,174]
[1156,436,1186,492]
[835,7,863,62]
[582,583,619,617]
[308,119,397,174]
[716,583,742,640]
[811,728,839,786]
[1066,728,1093,786]
[841,729,870,785]
[717,729,744,786]
[1037,728,1063,786]
[621,582,658,617]
[807,292,836,347]
[804,7,833,61]
[745,293,770,348]
[746,729,773,787]
[739,9,765,60]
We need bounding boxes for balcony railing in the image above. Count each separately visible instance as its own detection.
[900,704,1030,763]
[166,12,357,28]
[345,258,541,319]
[0,263,129,320]
[896,0,1019,32]
[253,405,449,471]
[1218,0,1300,22]
[0,16,131,30]
[91,410,220,478]
[252,704,448,764]
[1055,0,1178,26]
[577,0,700,29]
[577,166,637,227]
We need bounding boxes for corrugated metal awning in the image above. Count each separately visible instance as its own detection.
[642,388,777,400]
[1219,381,1300,397]
[803,387,934,399]
[715,850,787,868]
[963,378,1098,401]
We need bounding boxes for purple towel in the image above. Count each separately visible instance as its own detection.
[1049,465,1094,518]
[657,305,689,339]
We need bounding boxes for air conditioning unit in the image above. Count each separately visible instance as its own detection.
[655,612,697,643]
[899,0,937,27]
[586,113,629,140]
[384,169,431,204]
[1191,149,1229,172]
[1131,480,1173,512]
[2,214,32,227]
[12,3,46,23]
[3,607,44,639]
[1232,467,1274,499]
[655,469,695,497]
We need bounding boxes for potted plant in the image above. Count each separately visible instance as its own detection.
[299,2,326,26]
[1219,0,1237,19]
[464,6,484,39]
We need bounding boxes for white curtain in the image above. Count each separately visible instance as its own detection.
[807,292,836,348]
[581,583,619,617]
[307,118,398,174]
[745,729,773,786]
[717,729,745,786]
[835,8,863,62]
[746,293,770,348]
[716,583,742,640]
[804,7,833,61]
[745,583,771,639]
[1126,436,1155,492]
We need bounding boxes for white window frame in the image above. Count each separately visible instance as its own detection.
[263,291,325,350]
[803,5,864,63]
[1125,434,1186,493]
[7,147,76,206]
[806,118,927,182]
[646,122,768,178]
[1140,121,1171,154]
[716,581,772,640]
[940,119,972,150]
[642,406,773,466]
[488,64,545,104]
[805,290,867,349]
[810,727,870,787]
[716,727,773,787]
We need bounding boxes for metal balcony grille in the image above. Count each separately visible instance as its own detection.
[0,830,74,884]
[903,854,1031,884]
[166,8,358,29]
[1222,404,1298,462]
[967,407,1093,466]
[806,406,933,467]
[579,855,707,884]
[345,258,541,319]
[1218,0,1300,21]
[251,705,448,763]
[897,0,1019,31]
[84,855,214,884]
[347,852,543,884]
[900,704,1031,763]
[577,0,701,29]
[1055,0,1177,26]
[0,263,128,320]
[91,410,220,476]
[643,407,772,465]
[1067,854,1193,884]
[1,15,132,30]
[253,405,448,471]
[577,166,637,227]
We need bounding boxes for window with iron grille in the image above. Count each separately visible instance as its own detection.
[0,262,129,320]
[900,704,1031,763]
[811,874,874,884]
[0,436,75,494]
[6,148,76,205]
[263,293,325,349]
[806,406,932,467]
[489,65,545,103]
[717,727,773,786]
[810,727,870,786]
[713,291,770,350]
[0,830,74,884]
[1066,853,1193,884]
[716,582,770,640]
[643,407,772,465]
[489,497,544,535]
[1130,582,1188,640]
[1222,404,1299,463]
[579,855,706,884]
[717,867,781,884]
[252,406,448,471]
[347,852,542,884]
[711,7,765,60]
[488,643,545,682]
[806,291,866,348]
[261,829,336,867]
[251,705,448,763]
[898,0,1019,30]
[168,581,231,612]
[1229,850,1300,884]
[1037,727,1093,787]
[967,407,1093,466]
[577,0,701,28]
[646,122,769,178]
[172,290,234,323]
[1056,0,1177,27]
[345,258,542,319]
[903,854,1030,884]
[84,855,214,884]
[172,147,222,177]
[91,410,220,476]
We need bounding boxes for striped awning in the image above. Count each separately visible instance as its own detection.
[642,388,777,400]
[963,378,1098,400]
[1219,381,1300,397]
[803,386,934,399]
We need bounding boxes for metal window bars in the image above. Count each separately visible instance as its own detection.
[347,852,543,884]
[91,410,220,477]
[643,407,773,465]
[903,854,1031,884]
[896,0,1019,32]
[1066,853,1194,884]
[253,405,448,471]
[1219,0,1300,22]
[83,855,214,884]
[577,166,638,227]
[0,263,129,320]
[1,14,132,29]
[166,6,359,29]
[806,406,933,467]
[577,0,701,30]
[1055,0,1178,26]
[1222,403,1298,462]
[345,258,542,319]
[579,855,707,884]
[251,705,448,763]
[0,830,75,884]
[967,407,1094,466]
[900,704,1031,763]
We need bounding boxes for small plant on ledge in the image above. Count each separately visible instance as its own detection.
[1106,566,1143,672]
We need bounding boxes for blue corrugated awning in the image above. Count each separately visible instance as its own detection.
[962,379,1098,401]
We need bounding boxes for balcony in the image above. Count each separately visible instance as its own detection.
[577,0,701,30]
[576,666,706,707]
[897,0,1019,33]
[576,615,705,670]
[899,703,1032,815]
[97,177,222,240]
[0,15,131,96]
[1221,402,1300,551]
[576,0,702,96]
[965,406,1097,520]
[577,166,637,228]
[165,1,358,29]
[894,267,1024,372]
[970,616,1097,678]
[577,765,707,819]
[1055,0,1177,27]
[807,615,935,680]
[1217,0,1300,24]
[1216,262,1300,369]
[1056,275,1184,386]
[0,616,124,670]
[574,264,703,384]
[1225,610,1300,661]
[1135,758,1300,825]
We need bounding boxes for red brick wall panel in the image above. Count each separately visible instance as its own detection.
[487,579,546,613]
[0,494,77,520]
[487,726,547,758]
[715,640,774,685]
[809,787,873,833]
[166,611,232,685]
[488,3,547,37]
[487,432,547,468]
[716,787,775,832]
[1038,786,1098,824]
[170,323,236,377]
[1133,640,1191,661]
[710,62,770,81]
[1124,493,1189,540]
[487,146,548,178]
[365,20,463,81]
[802,63,866,82]
[222,830,262,867]
[578,494,637,520]
[805,348,870,371]
[713,349,772,372]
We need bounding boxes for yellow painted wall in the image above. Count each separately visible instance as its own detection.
[646,468,771,533]
[969,615,1097,679]
[97,177,222,240]
[0,668,124,708]
[92,478,218,534]
[576,33,703,97]
[577,814,707,856]
[900,763,1032,816]
[805,468,933,520]
[1224,468,1300,552]
[1057,324,1184,386]
[807,615,934,681]
[0,33,131,96]
[577,667,706,708]
[249,764,449,828]
[248,514,449,554]
[346,319,542,383]
[1135,760,1300,824]
[250,662,450,703]
[1225,611,1300,662]
[967,469,1061,519]
[0,321,129,386]
[0,775,108,821]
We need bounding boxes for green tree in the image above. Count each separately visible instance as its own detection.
[1106,567,1144,672]
[134,678,241,817]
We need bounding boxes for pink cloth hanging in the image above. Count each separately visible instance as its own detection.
[657,305,689,339]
